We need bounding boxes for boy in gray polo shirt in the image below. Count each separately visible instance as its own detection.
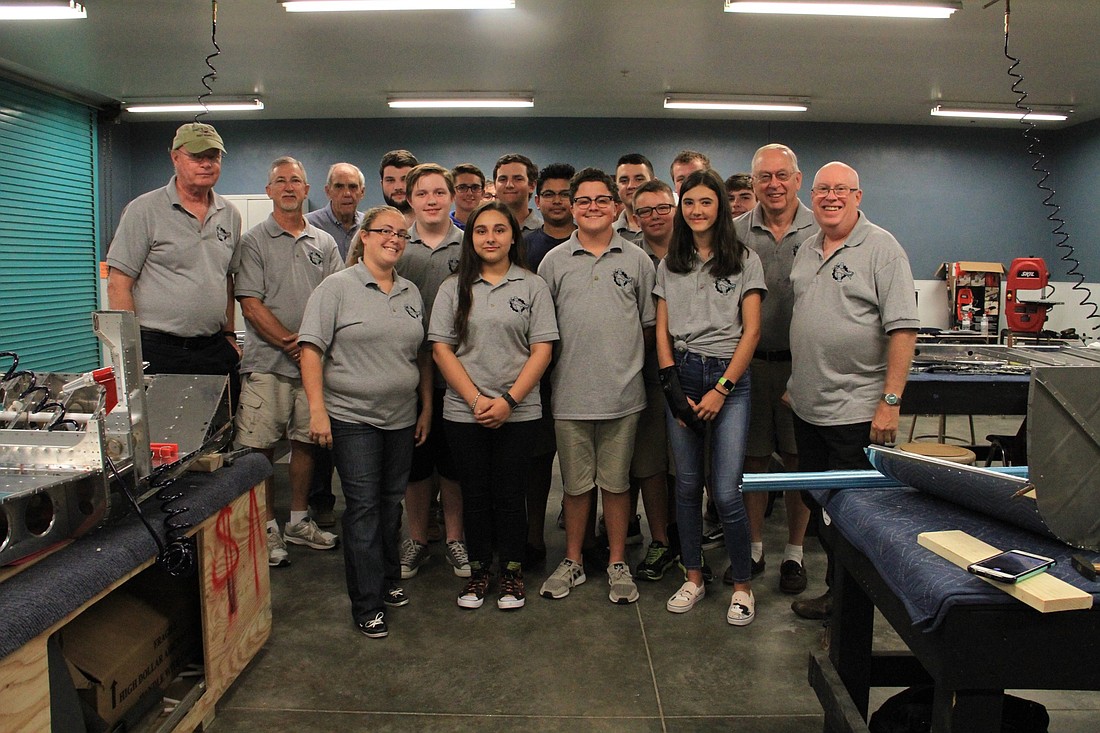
[537,168,656,605]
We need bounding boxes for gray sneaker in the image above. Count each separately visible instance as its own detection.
[445,539,472,578]
[284,518,338,550]
[608,562,639,604]
[266,528,290,567]
[539,558,586,599]
[400,538,429,579]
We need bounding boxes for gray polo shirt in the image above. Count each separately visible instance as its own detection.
[305,203,363,262]
[519,208,544,233]
[537,232,656,420]
[733,201,818,351]
[235,215,344,378]
[397,221,464,323]
[106,176,242,337]
[612,211,644,244]
[428,264,559,424]
[654,250,767,360]
[788,212,919,426]
[298,263,425,429]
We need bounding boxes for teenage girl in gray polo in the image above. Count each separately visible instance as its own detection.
[429,202,558,611]
[299,206,431,639]
[655,170,766,626]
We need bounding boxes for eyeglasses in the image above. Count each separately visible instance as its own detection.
[538,190,570,200]
[634,203,674,218]
[573,195,615,209]
[366,227,412,241]
[811,184,859,198]
[752,170,793,184]
[455,183,484,194]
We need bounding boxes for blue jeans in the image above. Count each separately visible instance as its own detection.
[330,419,414,623]
[666,351,753,582]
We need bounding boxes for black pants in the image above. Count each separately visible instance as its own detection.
[445,419,537,570]
[793,415,873,588]
[140,330,240,411]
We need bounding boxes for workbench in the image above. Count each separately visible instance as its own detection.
[0,453,273,732]
[808,486,1100,733]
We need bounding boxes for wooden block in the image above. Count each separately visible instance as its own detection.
[197,487,271,701]
[0,637,50,732]
[917,530,1094,613]
[187,453,225,473]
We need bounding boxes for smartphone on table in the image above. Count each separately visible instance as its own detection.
[967,550,1056,583]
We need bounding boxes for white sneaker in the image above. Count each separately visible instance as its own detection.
[666,581,705,613]
[266,528,289,567]
[727,590,756,626]
[539,558,586,599]
[284,518,338,550]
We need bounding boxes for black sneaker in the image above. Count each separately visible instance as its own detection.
[457,569,491,609]
[724,557,766,585]
[357,611,388,638]
[779,560,807,594]
[384,585,410,607]
[498,568,526,610]
[679,560,715,585]
[582,543,611,575]
[700,526,724,551]
[636,541,677,581]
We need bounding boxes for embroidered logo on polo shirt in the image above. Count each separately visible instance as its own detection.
[448,258,460,273]
[509,296,530,313]
[612,269,634,288]
[216,225,231,242]
[404,305,422,319]
[831,263,854,282]
[308,250,323,266]
[714,277,737,295]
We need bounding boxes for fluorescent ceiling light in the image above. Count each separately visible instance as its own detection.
[724,1,960,19]
[930,105,1069,122]
[124,98,265,114]
[387,97,533,109]
[0,1,85,20]
[281,0,514,11]
[664,96,808,113]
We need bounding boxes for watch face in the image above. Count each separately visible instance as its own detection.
[883,393,900,406]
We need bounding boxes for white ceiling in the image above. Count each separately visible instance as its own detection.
[0,0,1097,128]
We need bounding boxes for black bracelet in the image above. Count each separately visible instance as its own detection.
[501,391,519,409]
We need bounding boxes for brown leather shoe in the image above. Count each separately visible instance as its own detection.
[791,590,832,620]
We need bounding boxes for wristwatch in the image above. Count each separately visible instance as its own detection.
[881,393,901,406]
[501,391,519,409]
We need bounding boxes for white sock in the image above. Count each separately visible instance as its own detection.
[289,510,309,527]
[784,544,804,564]
[266,519,279,534]
[750,542,764,563]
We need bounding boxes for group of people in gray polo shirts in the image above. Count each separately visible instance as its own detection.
[107,125,917,639]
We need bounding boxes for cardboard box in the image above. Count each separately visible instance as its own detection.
[937,261,1005,329]
[62,591,198,728]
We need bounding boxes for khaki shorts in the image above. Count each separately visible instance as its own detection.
[746,358,797,458]
[555,413,640,496]
[631,382,668,478]
[234,372,312,449]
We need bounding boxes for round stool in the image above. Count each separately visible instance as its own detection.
[897,442,976,465]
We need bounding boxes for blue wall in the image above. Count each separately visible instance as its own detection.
[109,116,1097,280]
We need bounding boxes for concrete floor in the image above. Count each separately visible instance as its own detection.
[209,415,1099,732]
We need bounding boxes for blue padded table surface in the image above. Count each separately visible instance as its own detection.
[0,453,272,660]
[819,487,1100,630]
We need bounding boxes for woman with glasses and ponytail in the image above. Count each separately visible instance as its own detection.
[299,206,431,640]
